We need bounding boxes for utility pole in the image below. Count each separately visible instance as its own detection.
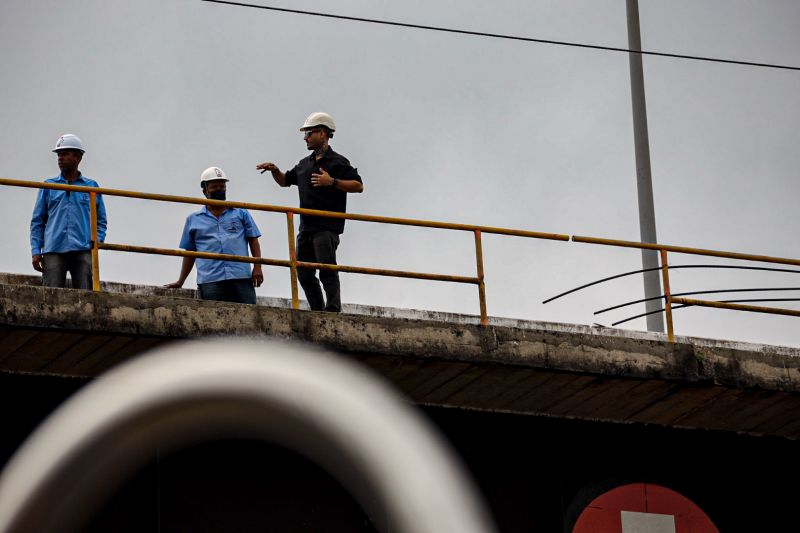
[626,0,664,333]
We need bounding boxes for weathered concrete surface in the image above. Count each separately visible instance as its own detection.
[2,278,799,439]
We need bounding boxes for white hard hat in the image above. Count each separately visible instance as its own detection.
[300,112,336,132]
[52,134,85,153]
[200,166,229,185]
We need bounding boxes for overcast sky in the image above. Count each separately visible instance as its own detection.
[1,0,798,347]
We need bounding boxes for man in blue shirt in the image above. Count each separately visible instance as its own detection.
[30,134,108,289]
[164,167,263,304]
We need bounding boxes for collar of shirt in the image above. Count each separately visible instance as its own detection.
[308,147,336,164]
[53,172,87,184]
[201,205,230,219]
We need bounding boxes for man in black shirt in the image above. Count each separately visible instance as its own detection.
[257,112,364,312]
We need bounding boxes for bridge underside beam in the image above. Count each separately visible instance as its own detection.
[1,282,798,439]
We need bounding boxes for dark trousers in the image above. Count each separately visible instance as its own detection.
[198,278,257,304]
[42,251,93,289]
[297,231,341,312]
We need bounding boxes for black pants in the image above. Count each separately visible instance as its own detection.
[297,231,341,312]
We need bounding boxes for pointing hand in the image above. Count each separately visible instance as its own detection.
[257,162,279,174]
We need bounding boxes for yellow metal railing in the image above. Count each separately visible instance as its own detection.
[4,178,569,326]
[6,176,800,337]
[572,235,800,341]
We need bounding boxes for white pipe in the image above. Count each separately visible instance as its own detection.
[0,338,495,533]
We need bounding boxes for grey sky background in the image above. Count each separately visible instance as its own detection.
[1,0,798,346]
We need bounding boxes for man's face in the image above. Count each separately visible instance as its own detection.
[303,128,326,150]
[203,179,227,198]
[56,149,82,173]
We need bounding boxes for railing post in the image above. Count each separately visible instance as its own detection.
[89,192,101,292]
[286,212,299,310]
[659,249,675,342]
[473,230,488,326]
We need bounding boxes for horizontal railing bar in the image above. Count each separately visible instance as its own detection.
[610,298,800,327]
[99,243,478,285]
[99,243,290,267]
[297,261,479,283]
[672,297,800,317]
[1,178,569,241]
[572,235,800,267]
[543,264,800,305]
[594,286,800,316]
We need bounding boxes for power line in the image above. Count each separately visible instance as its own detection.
[201,0,800,72]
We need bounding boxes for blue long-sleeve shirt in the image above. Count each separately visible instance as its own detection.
[179,207,261,284]
[30,174,108,256]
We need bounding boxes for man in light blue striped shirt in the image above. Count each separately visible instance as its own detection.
[29,134,107,289]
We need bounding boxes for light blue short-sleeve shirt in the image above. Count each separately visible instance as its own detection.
[179,207,261,284]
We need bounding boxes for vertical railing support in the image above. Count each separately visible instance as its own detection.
[473,230,488,326]
[659,249,675,342]
[89,192,101,292]
[286,212,299,310]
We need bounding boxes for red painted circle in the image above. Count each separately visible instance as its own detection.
[572,483,718,533]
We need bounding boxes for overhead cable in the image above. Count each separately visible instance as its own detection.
[201,0,800,72]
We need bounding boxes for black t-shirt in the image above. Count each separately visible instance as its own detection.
[285,148,362,234]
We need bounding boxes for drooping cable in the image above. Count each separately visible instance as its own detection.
[200,0,800,72]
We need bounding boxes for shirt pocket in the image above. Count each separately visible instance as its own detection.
[48,190,68,205]
[224,220,242,234]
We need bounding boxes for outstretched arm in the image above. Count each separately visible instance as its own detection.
[256,162,288,187]
[164,256,195,289]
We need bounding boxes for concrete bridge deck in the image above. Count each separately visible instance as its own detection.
[1,274,799,440]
